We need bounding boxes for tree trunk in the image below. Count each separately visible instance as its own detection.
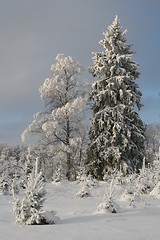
[66,114,71,180]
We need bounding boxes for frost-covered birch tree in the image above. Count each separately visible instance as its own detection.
[22,54,89,180]
[87,16,145,179]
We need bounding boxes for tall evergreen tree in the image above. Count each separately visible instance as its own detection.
[87,16,145,179]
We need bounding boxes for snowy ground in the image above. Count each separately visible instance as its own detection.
[1,181,160,240]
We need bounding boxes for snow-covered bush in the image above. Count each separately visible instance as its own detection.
[0,174,9,195]
[135,158,153,194]
[120,189,143,208]
[120,167,146,207]
[76,166,87,183]
[0,173,20,196]
[97,179,120,213]
[10,175,20,196]
[52,164,63,183]
[0,145,27,194]
[150,182,160,199]
[136,172,153,194]
[106,169,125,185]
[76,167,94,197]
[13,158,56,225]
[52,162,67,182]
[129,192,143,208]
[77,168,98,188]
[120,189,134,202]
[76,185,91,198]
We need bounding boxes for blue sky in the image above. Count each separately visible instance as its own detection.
[0,0,160,145]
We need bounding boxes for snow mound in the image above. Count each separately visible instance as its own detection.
[97,200,121,214]
[42,211,61,224]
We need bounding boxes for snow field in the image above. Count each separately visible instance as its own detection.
[1,181,160,240]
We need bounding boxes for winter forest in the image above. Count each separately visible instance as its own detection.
[1,16,160,239]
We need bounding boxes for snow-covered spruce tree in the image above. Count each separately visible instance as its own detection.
[22,54,89,181]
[13,158,47,225]
[87,16,145,179]
[97,178,120,213]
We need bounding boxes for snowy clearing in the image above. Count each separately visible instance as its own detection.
[1,181,160,240]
